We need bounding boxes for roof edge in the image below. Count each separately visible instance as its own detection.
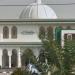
[0,19,75,22]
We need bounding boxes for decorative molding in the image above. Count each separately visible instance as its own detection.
[21,30,35,35]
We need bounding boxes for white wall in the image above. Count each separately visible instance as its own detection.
[0,24,41,42]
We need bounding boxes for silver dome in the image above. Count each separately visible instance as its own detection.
[19,0,57,19]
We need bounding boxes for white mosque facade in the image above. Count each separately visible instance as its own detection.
[0,0,75,69]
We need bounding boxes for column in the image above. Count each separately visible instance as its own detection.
[1,26,3,40]
[61,32,64,48]
[53,26,55,40]
[9,26,11,39]
[18,48,21,68]
[0,49,2,68]
[8,50,12,68]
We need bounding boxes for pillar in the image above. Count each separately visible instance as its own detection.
[8,50,12,68]
[0,49,2,68]
[48,71,51,75]
[61,32,64,48]
[53,26,56,40]
[18,48,21,68]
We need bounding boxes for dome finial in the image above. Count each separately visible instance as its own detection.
[36,0,41,4]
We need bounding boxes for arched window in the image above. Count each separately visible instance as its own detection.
[11,26,17,38]
[39,26,45,39]
[2,49,9,68]
[66,26,71,29]
[3,26,9,39]
[72,34,75,40]
[11,49,17,67]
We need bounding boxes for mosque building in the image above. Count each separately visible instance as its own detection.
[0,0,75,69]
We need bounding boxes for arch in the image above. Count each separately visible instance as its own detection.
[66,26,71,29]
[39,49,45,63]
[47,26,53,40]
[11,49,17,67]
[2,49,9,68]
[3,26,9,38]
[39,26,45,39]
[11,26,17,38]
[21,48,36,66]
[72,34,75,40]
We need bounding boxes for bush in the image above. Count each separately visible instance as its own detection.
[11,68,32,75]
[11,68,23,75]
[23,69,32,75]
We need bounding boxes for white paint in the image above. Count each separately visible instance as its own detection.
[0,24,41,43]
[17,48,21,68]
[19,1,57,19]
[0,49,2,67]
[8,50,12,68]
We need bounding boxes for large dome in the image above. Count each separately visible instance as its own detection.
[19,0,57,19]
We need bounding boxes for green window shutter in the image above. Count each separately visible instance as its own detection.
[55,26,62,43]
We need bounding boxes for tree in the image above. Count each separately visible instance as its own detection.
[39,26,60,74]
[11,68,23,75]
[47,26,53,41]
[21,49,37,66]
[63,40,75,75]
[39,49,46,63]
[39,26,45,40]
[11,68,32,75]
[39,26,75,75]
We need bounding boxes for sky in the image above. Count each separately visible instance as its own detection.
[0,0,75,19]
[0,0,75,5]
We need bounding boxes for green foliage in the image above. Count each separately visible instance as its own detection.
[47,26,53,41]
[11,68,32,75]
[63,40,75,75]
[39,26,45,40]
[38,26,61,74]
[39,49,45,63]
[11,68,23,75]
[23,69,32,75]
[22,48,37,65]
[51,70,61,75]
[38,26,75,75]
